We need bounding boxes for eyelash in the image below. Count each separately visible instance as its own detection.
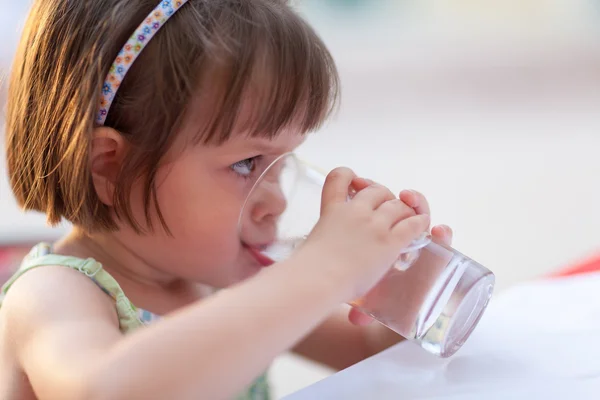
[230,156,262,180]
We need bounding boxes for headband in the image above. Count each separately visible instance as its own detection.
[96,0,189,125]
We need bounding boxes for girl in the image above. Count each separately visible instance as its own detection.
[0,0,451,398]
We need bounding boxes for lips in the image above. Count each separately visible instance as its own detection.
[242,243,275,267]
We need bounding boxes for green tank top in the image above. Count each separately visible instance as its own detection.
[0,243,270,400]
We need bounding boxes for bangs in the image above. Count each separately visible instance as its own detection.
[98,1,339,234]
[189,2,340,145]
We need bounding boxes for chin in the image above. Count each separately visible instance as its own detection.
[227,251,269,285]
[236,261,265,282]
[187,244,271,288]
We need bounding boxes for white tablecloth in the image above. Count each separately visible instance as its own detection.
[285,273,600,399]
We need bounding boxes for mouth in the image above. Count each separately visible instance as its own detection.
[242,242,275,267]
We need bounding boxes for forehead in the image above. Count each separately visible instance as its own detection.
[219,128,307,156]
[168,108,307,162]
[176,84,309,148]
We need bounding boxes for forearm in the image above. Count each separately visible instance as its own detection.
[89,255,342,399]
[293,310,404,371]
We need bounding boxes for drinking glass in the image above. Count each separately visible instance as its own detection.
[238,153,495,357]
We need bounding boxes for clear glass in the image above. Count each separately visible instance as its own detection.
[239,153,495,357]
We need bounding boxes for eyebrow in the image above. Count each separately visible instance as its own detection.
[240,137,288,155]
[222,130,304,157]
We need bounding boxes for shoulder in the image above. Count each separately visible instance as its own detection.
[0,266,123,399]
[1,264,119,341]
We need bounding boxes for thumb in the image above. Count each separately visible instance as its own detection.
[321,167,356,214]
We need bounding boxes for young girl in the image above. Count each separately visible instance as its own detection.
[0,1,451,398]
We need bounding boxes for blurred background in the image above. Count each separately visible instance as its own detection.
[2,0,600,397]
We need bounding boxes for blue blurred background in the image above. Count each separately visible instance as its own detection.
[2,1,600,397]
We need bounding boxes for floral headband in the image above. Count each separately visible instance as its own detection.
[96,0,189,125]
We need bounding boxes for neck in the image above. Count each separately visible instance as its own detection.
[52,228,203,314]
[55,228,179,288]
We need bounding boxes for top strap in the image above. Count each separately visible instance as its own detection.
[1,243,143,333]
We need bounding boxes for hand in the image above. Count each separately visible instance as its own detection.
[297,168,430,303]
[348,189,454,326]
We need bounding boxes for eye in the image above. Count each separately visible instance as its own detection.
[230,156,260,178]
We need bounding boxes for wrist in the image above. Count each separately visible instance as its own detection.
[284,243,354,305]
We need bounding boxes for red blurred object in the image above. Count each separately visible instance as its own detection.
[548,253,600,279]
[0,246,30,284]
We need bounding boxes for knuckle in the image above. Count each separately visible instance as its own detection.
[326,167,353,183]
[406,218,420,232]
[361,186,381,200]
[372,214,393,239]
[350,201,371,219]
[373,185,394,199]
[374,222,391,242]
[389,199,415,216]
[400,217,421,235]
[414,217,429,232]
[400,204,417,218]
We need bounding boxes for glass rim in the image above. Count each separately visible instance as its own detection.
[237,153,433,255]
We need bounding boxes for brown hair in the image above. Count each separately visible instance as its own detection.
[5,0,339,233]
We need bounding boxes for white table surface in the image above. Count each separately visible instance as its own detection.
[285,273,600,399]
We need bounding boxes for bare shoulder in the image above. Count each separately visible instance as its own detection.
[0,265,119,342]
[0,267,123,399]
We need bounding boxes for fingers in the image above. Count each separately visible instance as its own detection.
[352,183,396,210]
[348,307,375,326]
[349,177,373,195]
[399,189,430,216]
[375,198,415,226]
[321,167,357,214]
[400,191,453,246]
[391,214,431,246]
[432,224,453,246]
[323,172,436,243]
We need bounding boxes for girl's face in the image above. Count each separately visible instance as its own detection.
[113,124,305,288]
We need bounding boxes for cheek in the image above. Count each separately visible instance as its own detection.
[119,157,257,284]
[151,165,245,258]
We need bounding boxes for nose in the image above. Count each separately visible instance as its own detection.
[249,178,288,225]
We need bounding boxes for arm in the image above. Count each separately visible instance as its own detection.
[5,172,430,399]
[4,253,344,400]
[292,307,403,371]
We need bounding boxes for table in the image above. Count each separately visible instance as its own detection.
[285,273,600,399]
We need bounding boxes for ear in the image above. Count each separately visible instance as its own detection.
[90,127,128,207]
